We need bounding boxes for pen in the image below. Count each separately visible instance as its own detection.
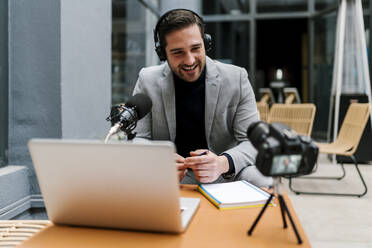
[198,151,208,156]
[187,151,208,172]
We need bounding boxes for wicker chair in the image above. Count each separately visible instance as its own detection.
[0,220,50,247]
[256,102,269,122]
[267,103,316,136]
[289,103,371,197]
[259,94,270,104]
[283,87,301,104]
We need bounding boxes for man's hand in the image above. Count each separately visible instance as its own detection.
[175,153,187,182]
[184,149,229,183]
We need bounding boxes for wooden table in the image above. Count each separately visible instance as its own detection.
[19,185,310,248]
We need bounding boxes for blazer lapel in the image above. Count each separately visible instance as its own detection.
[205,57,221,144]
[160,65,176,142]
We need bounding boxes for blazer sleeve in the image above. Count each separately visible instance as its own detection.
[132,70,152,140]
[222,68,260,175]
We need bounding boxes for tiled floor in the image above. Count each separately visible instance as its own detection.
[283,154,372,248]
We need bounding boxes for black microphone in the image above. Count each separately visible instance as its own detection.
[105,94,152,142]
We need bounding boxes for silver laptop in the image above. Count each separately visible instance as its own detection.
[28,139,200,233]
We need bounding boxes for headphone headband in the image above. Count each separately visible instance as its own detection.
[153,9,212,61]
[153,9,205,45]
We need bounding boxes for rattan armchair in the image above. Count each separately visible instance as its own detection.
[267,103,316,136]
[256,102,269,122]
[289,103,371,197]
[0,220,50,247]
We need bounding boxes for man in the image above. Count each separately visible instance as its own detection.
[132,9,272,187]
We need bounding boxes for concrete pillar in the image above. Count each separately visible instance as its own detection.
[8,0,111,195]
[9,0,62,194]
[61,0,111,139]
[160,0,202,15]
[0,0,8,167]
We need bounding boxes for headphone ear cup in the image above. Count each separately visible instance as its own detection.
[204,33,212,52]
[155,45,166,61]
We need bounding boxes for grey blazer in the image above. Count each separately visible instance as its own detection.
[132,56,260,179]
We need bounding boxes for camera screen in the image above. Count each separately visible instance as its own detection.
[270,155,302,175]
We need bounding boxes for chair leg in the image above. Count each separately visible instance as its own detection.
[350,155,368,197]
[296,162,346,180]
[288,155,368,197]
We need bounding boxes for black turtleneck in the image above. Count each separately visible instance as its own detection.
[174,69,208,158]
[173,68,235,178]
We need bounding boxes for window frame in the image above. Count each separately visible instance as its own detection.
[0,0,9,167]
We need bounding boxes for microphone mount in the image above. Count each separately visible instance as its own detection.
[105,103,138,141]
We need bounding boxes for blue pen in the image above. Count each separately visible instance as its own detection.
[187,151,208,172]
[199,151,208,156]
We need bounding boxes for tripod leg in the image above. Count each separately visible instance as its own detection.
[280,195,303,244]
[248,193,274,236]
[278,195,287,228]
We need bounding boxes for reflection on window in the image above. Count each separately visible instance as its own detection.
[0,0,8,167]
[257,0,307,13]
[312,12,337,135]
[315,0,338,11]
[112,0,158,104]
[365,16,369,51]
[362,0,370,10]
[207,22,250,71]
[202,0,250,15]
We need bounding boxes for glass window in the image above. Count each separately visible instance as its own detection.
[112,0,159,104]
[202,0,250,15]
[0,0,8,167]
[315,0,338,11]
[257,0,307,13]
[206,21,250,72]
[316,0,369,11]
[256,19,307,99]
[363,0,371,92]
[363,0,369,10]
[311,3,370,138]
[364,15,369,57]
[312,12,337,137]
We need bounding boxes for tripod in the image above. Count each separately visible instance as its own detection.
[247,178,303,244]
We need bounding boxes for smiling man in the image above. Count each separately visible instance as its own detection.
[165,24,205,82]
[132,9,272,187]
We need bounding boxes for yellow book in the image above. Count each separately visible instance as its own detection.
[198,180,273,210]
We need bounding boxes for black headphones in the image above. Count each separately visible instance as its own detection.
[153,9,212,61]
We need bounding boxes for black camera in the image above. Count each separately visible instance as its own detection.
[247,122,318,177]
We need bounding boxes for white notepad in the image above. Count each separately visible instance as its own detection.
[198,180,272,210]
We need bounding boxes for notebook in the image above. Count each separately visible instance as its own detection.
[198,180,272,210]
[28,139,200,233]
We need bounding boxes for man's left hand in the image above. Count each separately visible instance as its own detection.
[184,149,229,183]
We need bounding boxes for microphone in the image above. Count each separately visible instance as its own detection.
[105,94,152,142]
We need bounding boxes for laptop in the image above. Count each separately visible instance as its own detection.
[28,139,200,233]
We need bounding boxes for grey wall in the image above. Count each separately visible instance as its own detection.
[0,166,29,219]
[0,0,8,167]
[160,0,202,14]
[61,0,111,139]
[9,0,62,194]
[7,0,111,195]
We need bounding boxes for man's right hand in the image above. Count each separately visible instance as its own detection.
[175,153,187,182]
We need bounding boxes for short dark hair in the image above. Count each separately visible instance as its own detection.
[157,9,205,49]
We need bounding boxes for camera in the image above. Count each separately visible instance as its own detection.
[247,121,318,177]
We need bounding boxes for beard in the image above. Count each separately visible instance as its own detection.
[173,61,205,82]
